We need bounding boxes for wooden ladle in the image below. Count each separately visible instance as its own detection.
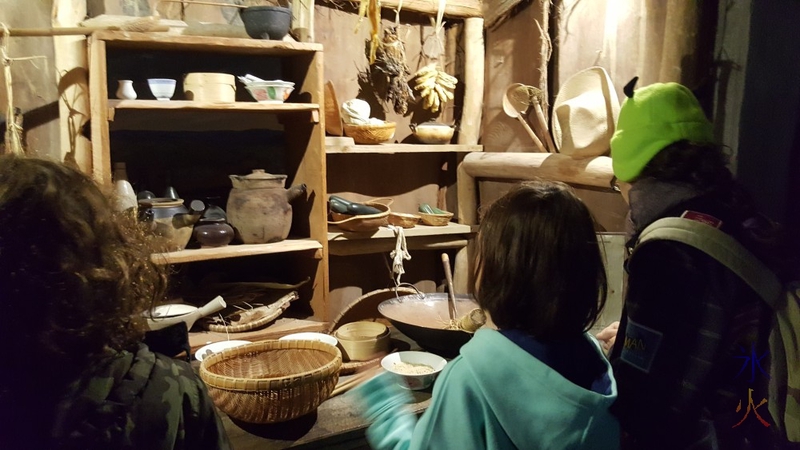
[502,86,547,152]
[441,253,458,322]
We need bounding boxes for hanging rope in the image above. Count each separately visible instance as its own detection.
[388,224,411,286]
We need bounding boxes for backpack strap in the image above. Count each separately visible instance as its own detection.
[637,217,783,309]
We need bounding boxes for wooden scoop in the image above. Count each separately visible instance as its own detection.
[502,86,547,152]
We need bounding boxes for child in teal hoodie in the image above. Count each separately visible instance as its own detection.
[352,181,620,449]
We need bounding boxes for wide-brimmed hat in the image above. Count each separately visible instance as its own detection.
[551,67,620,158]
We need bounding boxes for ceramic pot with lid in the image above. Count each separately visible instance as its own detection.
[226,170,307,244]
[139,198,204,251]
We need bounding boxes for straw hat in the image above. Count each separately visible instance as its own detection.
[551,67,620,158]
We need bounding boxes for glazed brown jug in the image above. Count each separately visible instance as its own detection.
[226,169,307,244]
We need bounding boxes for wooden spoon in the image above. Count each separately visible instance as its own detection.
[441,253,458,322]
[502,87,547,152]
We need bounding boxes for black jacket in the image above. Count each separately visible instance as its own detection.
[609,187,780,450]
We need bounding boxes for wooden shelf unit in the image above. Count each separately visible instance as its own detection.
[152,239,323,265]
[88,31,330,319]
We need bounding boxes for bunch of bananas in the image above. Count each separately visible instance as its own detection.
[413,64,457,113]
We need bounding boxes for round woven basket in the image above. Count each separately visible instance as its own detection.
[199,340,341,424]
[388,212,420,228]
[343,122,396,144]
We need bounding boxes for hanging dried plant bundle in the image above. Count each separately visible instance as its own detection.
[413,63,457,113]
[367,27,414,115]
[355,0,382,64]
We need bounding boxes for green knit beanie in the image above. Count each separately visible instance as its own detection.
[610,81,715,182]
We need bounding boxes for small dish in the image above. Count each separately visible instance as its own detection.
[410,122,456,144]
[195,340,251,361]
[279,332,338,347]
[381,351,447,390]
[147,78,176,101]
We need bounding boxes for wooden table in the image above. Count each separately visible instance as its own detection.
[195,328,433,449]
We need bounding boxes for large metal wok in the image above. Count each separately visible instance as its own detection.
[378,292,480,358]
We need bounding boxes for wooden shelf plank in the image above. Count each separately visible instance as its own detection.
[189,318,329,354]
[329,235,471,256]
[319,0,482,18]
[108,100,319,113]
[152,238,323,265]
[328,222,475,241]
[93,31,323,54]
[326,143,482,154]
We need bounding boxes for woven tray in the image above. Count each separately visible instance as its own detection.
[205,291,298,333]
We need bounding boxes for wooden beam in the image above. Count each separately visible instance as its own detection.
[53,0,92,174]
[340,0,483,19]
[457,17,484,145]
[461,152,614,189]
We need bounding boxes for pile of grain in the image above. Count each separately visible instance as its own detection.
[393,361,435,375]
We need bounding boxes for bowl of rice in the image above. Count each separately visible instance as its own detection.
[381,351,447,390]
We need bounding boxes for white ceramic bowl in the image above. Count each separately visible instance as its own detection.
[245,80,295,104]
[195,340,251,361]
[381,351,447,390]
[148,78,177,101]
[279,332,338,347]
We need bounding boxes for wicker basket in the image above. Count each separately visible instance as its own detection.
[419,211,454,226]
[343,122,396,144]
[328,199,391,232]
[388,212,420,228]
[199,340,341,424]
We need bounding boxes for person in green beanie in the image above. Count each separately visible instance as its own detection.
[351,181,619,450]
[596,79,793,449]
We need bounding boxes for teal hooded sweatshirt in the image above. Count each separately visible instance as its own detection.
[354,328,619,449]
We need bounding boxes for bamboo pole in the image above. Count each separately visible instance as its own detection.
[457,17,484,145]
[461,152,614,189]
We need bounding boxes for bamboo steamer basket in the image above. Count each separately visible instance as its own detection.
[199,340,341,424]
[333,321,391,361]
[184,72,236,103]
[328,199,391,232]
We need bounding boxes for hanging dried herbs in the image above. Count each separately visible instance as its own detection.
[363,27,414,115]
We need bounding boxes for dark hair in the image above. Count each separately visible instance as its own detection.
[639,140,734,190]
[472,181,608,340]
[0,156,168,381]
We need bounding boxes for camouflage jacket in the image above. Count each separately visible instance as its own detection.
[49,344,231,450]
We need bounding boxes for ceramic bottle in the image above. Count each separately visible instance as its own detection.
[116,80,137,100]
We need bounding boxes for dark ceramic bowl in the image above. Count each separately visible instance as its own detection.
[240,6,292,40]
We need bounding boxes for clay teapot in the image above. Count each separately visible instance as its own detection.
[139,197,205,251]
[226,170,307,244]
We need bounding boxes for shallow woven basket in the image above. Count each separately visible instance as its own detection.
[329,199,392,232]
[343,122,396,144]
[199,340,341,424]
[388,212,420,228]
[419,211,454,226]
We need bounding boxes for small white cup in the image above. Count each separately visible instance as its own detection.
[147,78,177,101]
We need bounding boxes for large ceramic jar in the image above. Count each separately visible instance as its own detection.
[226,170,307,244]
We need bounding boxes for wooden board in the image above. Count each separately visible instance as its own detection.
[189,317,329,353]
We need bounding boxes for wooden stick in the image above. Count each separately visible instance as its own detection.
[6,24,169,36]
[533,101,557,153]
[515,115,547,152]
[330,365,383,397]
